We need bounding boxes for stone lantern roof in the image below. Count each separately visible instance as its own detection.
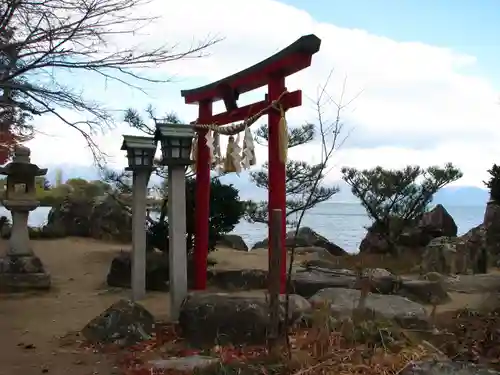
[0,145,47,177]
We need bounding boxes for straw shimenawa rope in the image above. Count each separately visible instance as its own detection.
[192,90,289,135]
[190,90,289,172]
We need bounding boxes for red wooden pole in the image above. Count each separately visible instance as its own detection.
[267,76,287,294]
[193,100,213,290]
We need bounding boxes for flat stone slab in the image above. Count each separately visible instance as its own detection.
[148,356,219,371]
[291,269,396,298]
[398,279,450,305]
[310,287,428,329]
[402,360,500,375]
[445,274,500,293]
[0,272,51,292]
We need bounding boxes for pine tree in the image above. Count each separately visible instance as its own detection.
[245,123,338,225]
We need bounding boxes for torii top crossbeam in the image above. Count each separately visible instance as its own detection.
[180,34,321,125]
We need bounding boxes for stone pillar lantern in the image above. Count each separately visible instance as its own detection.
[154,121,193,321]
[0,145,51,290]
[121,135,157,301]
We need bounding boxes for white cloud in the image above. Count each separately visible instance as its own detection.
[25,0,500,187]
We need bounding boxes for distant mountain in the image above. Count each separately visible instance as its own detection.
[46,164,490,207]
[44,164,101,183]
[433,186,489,207]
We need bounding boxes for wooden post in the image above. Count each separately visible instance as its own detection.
[268,208,283,352]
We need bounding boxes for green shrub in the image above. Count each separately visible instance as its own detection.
[147,177,245,254]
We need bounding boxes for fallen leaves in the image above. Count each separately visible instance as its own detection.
[429,307,500,369]
[73,309,500,375]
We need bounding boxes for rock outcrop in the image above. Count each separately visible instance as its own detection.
[309,287,429,329]
[359,205,458,254]
[81,299,155,347]
[252,227,347,256]
[217,234,248,251]
[420,228,489,275]
[107,251,265,291]
[178,293,311,346]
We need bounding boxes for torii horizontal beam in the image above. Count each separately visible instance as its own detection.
[189,90,302,125]
[180,34,321,105]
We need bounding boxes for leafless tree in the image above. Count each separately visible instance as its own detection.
[281,72,359,356]
[0,0,220,162]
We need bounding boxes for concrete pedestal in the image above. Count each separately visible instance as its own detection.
[0,203,51,291]
[0,254,51,291]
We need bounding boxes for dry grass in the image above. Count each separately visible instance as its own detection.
[1,238,495,375]
[188,313,433,375]
[121,275,440,375]
[428,307,500,369]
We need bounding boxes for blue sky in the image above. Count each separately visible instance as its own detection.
[28,0,500,188]
[283,0,500,85]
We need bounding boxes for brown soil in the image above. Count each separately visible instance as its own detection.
[0,238,169,375]
[0,238,492,375]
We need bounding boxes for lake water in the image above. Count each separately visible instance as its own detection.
[0,203,485,252]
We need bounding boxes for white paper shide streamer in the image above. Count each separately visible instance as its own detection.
[241,126,256,169]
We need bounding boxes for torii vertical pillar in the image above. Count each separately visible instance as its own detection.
[193,101,213,290]
[181,34,322,292]
[268,76,287,292]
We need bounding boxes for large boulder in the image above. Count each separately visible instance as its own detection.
[419,204,458,238]
[421,236,459,275]
[421,232,489,275]
[81,299,155,347]
[360,205,458,254]
[252,227,347,256]
[358,228,391,254]
[107,251,172,291]
[217,234,248,251]
[310,287,429,329]
[178,292,311,346]
[107,251,264,291]
[456,224,488,273]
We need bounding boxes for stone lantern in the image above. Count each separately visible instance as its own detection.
[154,121,194,320]
[0,145,51,290]
[120,135,156,301]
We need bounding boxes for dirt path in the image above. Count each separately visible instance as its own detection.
[0,238,491,375]
[0,238,170,375]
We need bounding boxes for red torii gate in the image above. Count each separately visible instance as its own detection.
[181,34,321,293]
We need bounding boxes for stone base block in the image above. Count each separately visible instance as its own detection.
[0,254,50,292]
[0,272,51,292]
[0,254,46,273]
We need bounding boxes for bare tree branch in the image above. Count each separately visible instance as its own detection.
[282,71,357,357]
[0,0,221,161]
